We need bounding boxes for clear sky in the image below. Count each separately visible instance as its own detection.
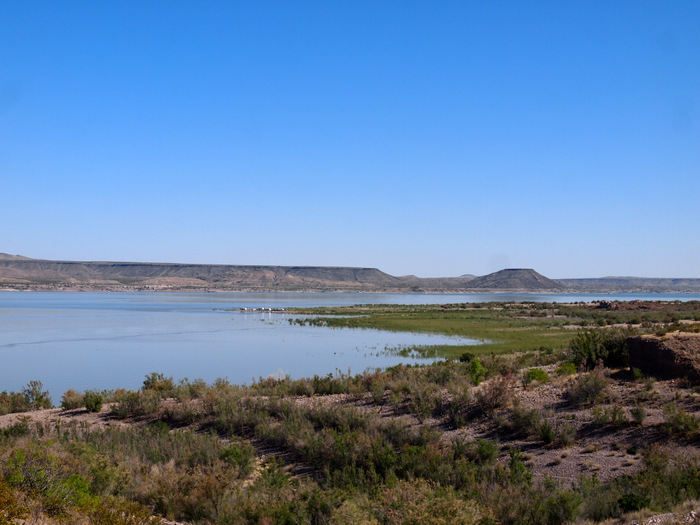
[1,2,698,278]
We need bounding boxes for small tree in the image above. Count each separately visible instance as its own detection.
[142,372,174,394]
[468,358,487,385]
[21,380,52,410]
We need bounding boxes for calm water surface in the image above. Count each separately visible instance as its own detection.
[1,291,698,399]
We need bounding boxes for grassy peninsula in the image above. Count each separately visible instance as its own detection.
[1,301,700,524]
[288,300,700,357]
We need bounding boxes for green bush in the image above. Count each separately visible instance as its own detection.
[554,363,577,376]
[474,439,499,464]
[537,420,555,445]
[468,358,487,385]
[524,368,550,386]
[84,391,104,413]
[618,492,651,513]
[459,352,475,363]
[569,327,634,369]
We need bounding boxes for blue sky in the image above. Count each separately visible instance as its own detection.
[1,2,698,278]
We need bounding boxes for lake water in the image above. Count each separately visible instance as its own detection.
[2,291,699,400]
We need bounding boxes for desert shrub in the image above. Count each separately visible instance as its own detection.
[220,442,256,473]
[332,494,378,525]
[111,390,161,419]
[311,373,351,395]
[0,419,30,439]
[538,420,556,445]
[575,474,624,521]
[538,485,583,525]
[630,403,647,425]
[447,387,473,428]
[173,377,209,401]
[142,372,174,395]
[407,383,443,423]
[590,445,700,516]
[111,391,140,419]
[556,422,576,447]
[472,439,499,465]
[533,414,576,447]
[481,353,519,377]
[663,404,699,438]
[91,496,165,524]
[377,479,483,525]
[508,448,533,485]
[681,322,700,333]
[509,402,541,437]
[575,445,700,522]
[459,352,476,363]
[84,391,104,413]
[567,369,608,406]
[475,375,515,412]
[424,361,460,385]
[591,405,627,426]
[4,446,93,516]
[0,478,29,525]
[524,368,550,386]
[60,389,84,410]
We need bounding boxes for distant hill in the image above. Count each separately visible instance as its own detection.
[467,268,565,291]
[0,255,406,292]
[1,254,699,293]
[0,253,32,261]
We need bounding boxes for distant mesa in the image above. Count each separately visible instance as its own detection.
[1,254,699,293]
[466,268,565,291]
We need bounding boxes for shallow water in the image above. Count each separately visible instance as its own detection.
[0,292,476,398]
[1,291,698,400]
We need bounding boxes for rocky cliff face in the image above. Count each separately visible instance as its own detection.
[628,333,700,382]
